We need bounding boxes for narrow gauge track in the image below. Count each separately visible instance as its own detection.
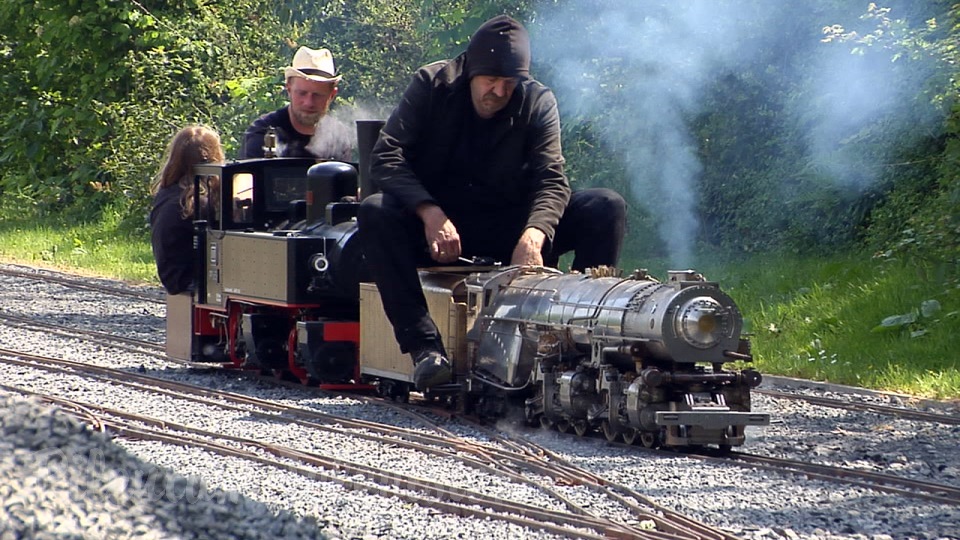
[4,314,958,510]
[0,347,737,540]
[0,311,167,358]
[1,386,626,540]
[756,388,960,425]
[441,409,960,508]
[0,265,163,304]
[717,450,960,505]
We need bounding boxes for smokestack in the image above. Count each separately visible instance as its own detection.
[355,119,385,200]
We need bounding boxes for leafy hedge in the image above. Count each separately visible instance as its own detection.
[0,0,956,274]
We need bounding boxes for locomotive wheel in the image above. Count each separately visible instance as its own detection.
[601,421,619,443]
[622,428,638,445]
[539,416,554,430]
[718,426,735,454]
[573,420,590,437]
[555,419,571,434]
[640,431,660,449]
[377,380,410,403]
[423,392,449,406]
[394,384,410,403]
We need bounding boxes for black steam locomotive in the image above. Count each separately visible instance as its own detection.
[164,121,769,450]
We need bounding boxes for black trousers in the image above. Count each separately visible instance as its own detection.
[357,188,626,354]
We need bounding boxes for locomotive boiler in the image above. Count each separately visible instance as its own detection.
[163,120,769,450]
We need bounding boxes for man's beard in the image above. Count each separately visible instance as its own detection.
[478,92,509,116]
[292,108,323,127]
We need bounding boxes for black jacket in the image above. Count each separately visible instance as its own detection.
[149,184,195,295]
[370,54,570,243]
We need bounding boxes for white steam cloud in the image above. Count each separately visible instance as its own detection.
[532,1,933,265]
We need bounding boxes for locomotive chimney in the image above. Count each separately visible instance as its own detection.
[355,119,385,200]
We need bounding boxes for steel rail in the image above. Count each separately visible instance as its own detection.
[0,266,163,304]
[756,388,960,425]
[8,388,626,540]
[0,311,165,356]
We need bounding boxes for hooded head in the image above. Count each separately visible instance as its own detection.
[466,15,531,80]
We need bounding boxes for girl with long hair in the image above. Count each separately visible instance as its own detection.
[149,125,224,295]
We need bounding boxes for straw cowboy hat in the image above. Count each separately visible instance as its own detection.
[283,46,342,83]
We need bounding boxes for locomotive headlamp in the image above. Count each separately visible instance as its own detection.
[675,296,727,349]
[309,253,329,273]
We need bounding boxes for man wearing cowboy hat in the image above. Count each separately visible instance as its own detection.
[239,46,351,160]
[357,15,627,392]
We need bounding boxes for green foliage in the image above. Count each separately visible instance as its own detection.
[417,0,535,58]
[871,298,943,336]
[0,0,290,226]
[690,2,956,256]
[857,3,960,285]
[0,0,542,228]
[0,216,156,283]
[4,0,952,262]
[709,250,960,398]
[559,121,665,264]
[0,0,139,217]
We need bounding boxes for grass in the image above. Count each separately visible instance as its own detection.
[688,251,960,400]
[2,216,957,400]
[0,217,158,284]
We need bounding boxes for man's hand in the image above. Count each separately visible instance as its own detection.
[511,227,546,267]
[417,203,461,263]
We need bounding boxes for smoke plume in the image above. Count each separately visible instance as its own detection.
[532,1,936,265]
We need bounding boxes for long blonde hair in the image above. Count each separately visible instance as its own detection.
[151,124,224,219]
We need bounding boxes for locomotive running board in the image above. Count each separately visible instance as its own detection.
[422,383,463,395]
[655,411,771,429]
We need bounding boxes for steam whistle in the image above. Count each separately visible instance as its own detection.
[263,127,278,158]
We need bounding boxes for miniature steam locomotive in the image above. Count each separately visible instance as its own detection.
[164,121,769,450]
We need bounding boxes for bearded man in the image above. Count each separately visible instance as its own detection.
[240,46,351,161]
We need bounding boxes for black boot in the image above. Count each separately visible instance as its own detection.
[411,348,452,391]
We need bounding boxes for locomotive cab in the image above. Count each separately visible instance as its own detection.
[167,155,372,389]
[194,157,357,232]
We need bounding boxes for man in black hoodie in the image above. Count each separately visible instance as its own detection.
[358,15,626,391]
